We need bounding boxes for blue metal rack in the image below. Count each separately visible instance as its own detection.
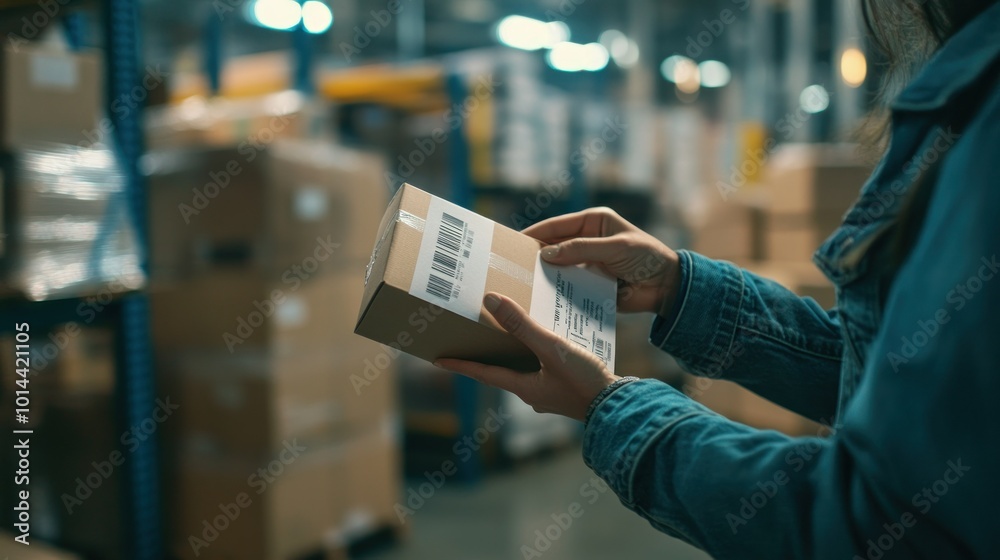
[444,72,483,483]
[0,1,159,557]
[104,0,162,557]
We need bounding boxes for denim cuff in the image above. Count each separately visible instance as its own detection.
[582,379,708,506]
[649,251,746,375]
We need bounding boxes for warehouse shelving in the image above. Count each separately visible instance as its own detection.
[0,0,161,557]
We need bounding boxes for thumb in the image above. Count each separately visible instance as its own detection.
[541,237,621,266]
[484,293,560,361]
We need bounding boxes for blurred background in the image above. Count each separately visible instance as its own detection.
[0,0,877,558]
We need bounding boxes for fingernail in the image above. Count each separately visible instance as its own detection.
[484,293,502,312]
[541,245,560,260]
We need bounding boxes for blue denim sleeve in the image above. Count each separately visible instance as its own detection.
[584,108,1000,558]
[650,250,843,422]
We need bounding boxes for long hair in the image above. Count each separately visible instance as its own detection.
[860,1,1000,267]
[858,0,997,154]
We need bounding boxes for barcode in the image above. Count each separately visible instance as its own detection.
[425,213,466,301]
[426,274,454,300]
[594,338,606,361]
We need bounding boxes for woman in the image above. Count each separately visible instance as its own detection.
[436,1,1000,558]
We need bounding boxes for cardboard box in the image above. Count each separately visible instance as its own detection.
[690,197,765,263]
[685,377,822,437]
[1,144,145,301]
[336,422,402,541]
[168,443,348,560]
[145,139,386,278]
[356,184,617,372]
[0,532,82,558]
[0,45,101,148]
[145,91,329,151]
[761,144,872,216]
[32,394,126,560]
[152,268,364,354]
[762,213,843,263]
[168,421,401,560]
[160,347,396,458]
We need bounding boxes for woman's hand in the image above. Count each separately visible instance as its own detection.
[436,293,619,422]
[523,207,682,316]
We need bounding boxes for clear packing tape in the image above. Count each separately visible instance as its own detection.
[2,143,145,301]
[365,209,535,288]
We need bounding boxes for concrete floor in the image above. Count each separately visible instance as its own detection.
[359,445,713,560]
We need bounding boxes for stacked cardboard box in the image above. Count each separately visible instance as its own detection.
[0,44,102,148]
[685,144,871,434]
[758,144,871,263]
[147,138,401,559]
[145,90,331,151]
[683,378,825,437]
[0,45,144,301]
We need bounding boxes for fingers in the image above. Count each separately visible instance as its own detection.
[434,359,528,395]
[521,207,626,243]
[483,293,562,361]
[540,236,623,266]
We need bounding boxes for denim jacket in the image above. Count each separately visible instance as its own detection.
[582,4,1000,558]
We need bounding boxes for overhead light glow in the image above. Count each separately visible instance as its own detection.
[800,84,830,113]
[660,55,696,83]
[600,29,640,68]
[251,0,302,30]
[698,60,731,88]
[301,1,333,34]
[840,47,867,87]
[662,55,700,93]
[546,42,609,72]
[497,16,570,51]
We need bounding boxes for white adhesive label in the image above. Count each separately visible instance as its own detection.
[30,53,77,90]
[529,257,617,372]
[276,296,307,327]
[410,197,495,322]
[293,186,329,221]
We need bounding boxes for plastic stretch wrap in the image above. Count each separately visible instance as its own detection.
[2,143,145,301]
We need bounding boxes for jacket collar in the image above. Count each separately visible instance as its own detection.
[893,2,1000,113]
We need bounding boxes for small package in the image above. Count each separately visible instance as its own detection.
[355,183,616,372]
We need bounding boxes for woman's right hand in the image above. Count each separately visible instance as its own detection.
[522,207,682,316]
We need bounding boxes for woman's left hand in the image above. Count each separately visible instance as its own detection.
[436,293,620,422]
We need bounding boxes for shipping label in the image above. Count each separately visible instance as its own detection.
[529,257,617,371]
[410,197,495,322]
